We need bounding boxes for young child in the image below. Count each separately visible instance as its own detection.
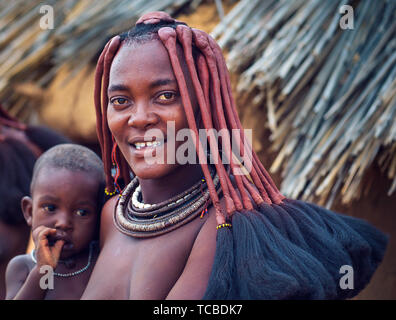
[5,144,104,299]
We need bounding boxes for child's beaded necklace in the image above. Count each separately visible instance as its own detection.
[30,241,96,278]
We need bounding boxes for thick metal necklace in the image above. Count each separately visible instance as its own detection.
[114,171,221,238]
[30,241,96,277]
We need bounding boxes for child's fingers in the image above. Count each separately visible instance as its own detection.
[37,228,57,248]
[51,240,65,263]
[39,228,57,239]
[32,227,66,269]
[33,227,55,251]
[33,226,56,242]
[32,225,48,241]
[35,228,59,268]
[37,239,64,269]
[36,245,54,268]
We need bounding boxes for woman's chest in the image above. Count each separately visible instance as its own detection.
[86,218,204,299]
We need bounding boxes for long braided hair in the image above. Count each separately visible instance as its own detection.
[94,12,284,227]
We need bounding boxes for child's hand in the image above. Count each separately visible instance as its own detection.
[32,226,65,269]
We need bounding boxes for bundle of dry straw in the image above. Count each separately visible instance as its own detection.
[0,0,202,121]
[212,0,396,207]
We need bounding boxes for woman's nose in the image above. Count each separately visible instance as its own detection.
[127,101,159,130]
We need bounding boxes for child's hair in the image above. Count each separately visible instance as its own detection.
[31,144,105,194]
[94,12,285,225]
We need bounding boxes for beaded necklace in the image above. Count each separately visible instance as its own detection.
[114,171,221,238]
[30,241,96,278]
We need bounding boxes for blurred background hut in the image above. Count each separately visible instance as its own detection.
[0,0,395,299]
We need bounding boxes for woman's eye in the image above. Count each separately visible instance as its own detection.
[111,98,128,105]
[76,209,89,217]
[158,92,175,101]
[43,204,56,213]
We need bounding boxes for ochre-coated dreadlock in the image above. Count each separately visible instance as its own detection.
[94,12,285,226]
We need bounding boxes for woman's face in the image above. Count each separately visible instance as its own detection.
[107,39,198,179]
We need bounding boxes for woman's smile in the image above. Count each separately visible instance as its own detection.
[129,135,166,149]
[129,139,166,160]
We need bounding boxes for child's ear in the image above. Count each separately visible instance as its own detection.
[21,196,33,226]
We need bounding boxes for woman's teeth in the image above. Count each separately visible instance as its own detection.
[134,141,163,150]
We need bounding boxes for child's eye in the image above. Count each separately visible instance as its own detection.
[75,209,89,217]
[157,92,175,101]
[43,204,56,213]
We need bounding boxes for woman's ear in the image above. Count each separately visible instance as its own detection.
[21,196,33,226]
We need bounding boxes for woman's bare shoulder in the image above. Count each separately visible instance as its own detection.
[99,195,119,248]
[165,198,224,299]
[191,194,227,252]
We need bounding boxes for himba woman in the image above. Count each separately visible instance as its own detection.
[82,12,388,299]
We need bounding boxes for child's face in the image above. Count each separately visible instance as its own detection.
[107,39,199,179]
[24,167,99,259]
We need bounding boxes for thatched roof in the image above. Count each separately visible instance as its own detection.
[0,0,203,120]
[1,0,395,207]
[212,0,396,207]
